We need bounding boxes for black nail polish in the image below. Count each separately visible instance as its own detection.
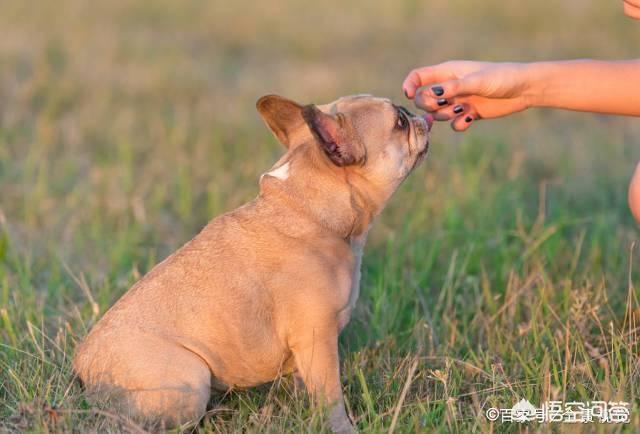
[453,105,463,114]
[437,98,447,106]
[432,86,444,96]
[465,116,473,123]
[404,89,409,98]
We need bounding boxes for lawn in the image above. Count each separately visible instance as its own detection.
[1,0,639,432]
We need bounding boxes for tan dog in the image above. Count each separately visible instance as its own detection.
[73,94,432,433]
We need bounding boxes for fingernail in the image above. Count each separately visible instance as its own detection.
[453,105,463,114]
[404,89,409,98]
[465,116,473,123]
[437,98,447,106]
[432,85,444,96]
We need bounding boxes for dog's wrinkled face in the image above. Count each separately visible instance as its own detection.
[257,94,432,196]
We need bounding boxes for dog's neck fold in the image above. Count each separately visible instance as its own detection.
[258,142,382,240]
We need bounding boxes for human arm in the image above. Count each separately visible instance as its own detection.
[402,60,640,131]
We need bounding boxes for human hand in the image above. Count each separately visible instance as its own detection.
[623,0,640,19]
[402,61,535,131]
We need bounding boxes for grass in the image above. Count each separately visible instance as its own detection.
[1,0,639,432]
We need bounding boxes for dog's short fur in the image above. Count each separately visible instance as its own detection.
[73,94,431,433]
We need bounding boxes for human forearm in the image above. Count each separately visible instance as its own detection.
[524,59,640,116]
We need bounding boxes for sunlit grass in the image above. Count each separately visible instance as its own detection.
[1,0,639,432]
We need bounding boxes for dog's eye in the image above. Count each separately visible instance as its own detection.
[395,112,408,130]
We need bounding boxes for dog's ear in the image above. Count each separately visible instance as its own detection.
[301,104,364,167]
[256,95,308,149]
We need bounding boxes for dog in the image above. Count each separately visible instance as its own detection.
[73,94,432,433]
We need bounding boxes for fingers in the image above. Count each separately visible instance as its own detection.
[415,89,452,112]
[403,69,482,100]
[402,64,458,98]
[426,97,478,131]
[402,69,423,99]
[413,81,485,117]
[403,61,498,100]
[450,108,478,132]
[432,102,468,121]
[416,94,478,132]
[423,75,487,101]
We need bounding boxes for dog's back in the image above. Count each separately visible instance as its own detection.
[73,163,354,425]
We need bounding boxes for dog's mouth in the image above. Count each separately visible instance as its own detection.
[399,105,433,133]
[415,113,431,166]
[397,104,431,167]
[419,112,432,155]
[412,110,431,156]
[409,131,430,172]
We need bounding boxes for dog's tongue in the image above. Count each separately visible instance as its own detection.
[423,113,434,131]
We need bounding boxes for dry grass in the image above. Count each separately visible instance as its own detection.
[1,0,639,432]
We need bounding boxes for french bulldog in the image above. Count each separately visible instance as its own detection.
[73,94,432,433]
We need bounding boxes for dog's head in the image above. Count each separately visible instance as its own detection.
[257,94,432,199]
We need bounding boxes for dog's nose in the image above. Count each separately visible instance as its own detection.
[423,113,434,131]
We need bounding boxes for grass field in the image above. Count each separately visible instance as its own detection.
[1,0,639,432]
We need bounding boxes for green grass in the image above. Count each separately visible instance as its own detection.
[1,0,639,432]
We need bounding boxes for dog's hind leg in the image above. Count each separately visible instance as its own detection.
[125,349,211,428]
[77,335,211,428]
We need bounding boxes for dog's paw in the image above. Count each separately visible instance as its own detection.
[329,407,356,434]
[330,420,356,434]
